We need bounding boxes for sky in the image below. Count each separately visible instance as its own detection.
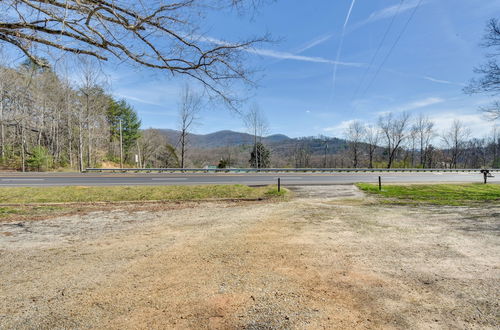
[47,1,500,139]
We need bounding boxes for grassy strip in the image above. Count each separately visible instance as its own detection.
[0,205,68,218]
[0,185,287,205]
[356,183,500,206]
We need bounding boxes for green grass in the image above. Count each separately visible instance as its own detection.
[0,184,288,205]
[0,205,68,218]
[356,183,500,206]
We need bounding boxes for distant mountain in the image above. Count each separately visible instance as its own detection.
[153,129,350,159]
[156,129,292,149]
[151,128,351,167]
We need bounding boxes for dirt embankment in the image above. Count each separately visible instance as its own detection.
[0,186,498,329]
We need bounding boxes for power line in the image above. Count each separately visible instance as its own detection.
[351,0,405,101]
[359,0,424,99]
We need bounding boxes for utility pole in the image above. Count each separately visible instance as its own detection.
[119,118,123,168]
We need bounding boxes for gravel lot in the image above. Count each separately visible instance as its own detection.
[0,185,498,329]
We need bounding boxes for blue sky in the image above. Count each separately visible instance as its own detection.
[105,0,499,139]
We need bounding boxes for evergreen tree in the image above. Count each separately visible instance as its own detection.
[26,146,52,171]
[249,142,270,168]
[106,99,141,161]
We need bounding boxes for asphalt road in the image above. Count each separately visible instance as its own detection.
[0,172,498,187]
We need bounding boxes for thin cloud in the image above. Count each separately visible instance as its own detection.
[114,93,164,106]
[324,119,360,136]
[383,68,466,87]
[429,111,496,142]
[351,0,427,30]
[376,97,445,115]
[294,34,334,54]
[423,76,466,86]
[197,34,362,67]
[246,48,362,66]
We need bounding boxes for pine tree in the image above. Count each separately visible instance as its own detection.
[249,143,270,168]
[106,99,141,162]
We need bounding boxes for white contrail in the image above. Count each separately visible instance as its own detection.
[331,0,357,98]
[344,0,357,28]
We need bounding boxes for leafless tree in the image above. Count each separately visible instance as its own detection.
[137,128,163,168]
[243,103,268,168]
[490,125,500,167]
[412,114,435,168]
[178,84,202,168]
[442,119,470,169]
[378,112,411,168]
[0,0,269,107]
[465,19,500,120]
[363,124,379,168]
[77,58,108,170]
[0,57,116,171]
[0,66,7,159]
[138,128,178,168]
[293,138,311,168]
[345,121,365,168]
[465,138,488,168]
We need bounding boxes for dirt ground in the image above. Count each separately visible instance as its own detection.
[0,185,498,329]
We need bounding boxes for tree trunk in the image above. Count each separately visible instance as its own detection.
[353,144,358,168]
[68,116,73,168]
[0,99,4,159]
[78,117,84,172]
[180,130,186,169]
[87,125,92,168]
[21,125,26,172]
[368,146,374,169]
[86,94,91,168]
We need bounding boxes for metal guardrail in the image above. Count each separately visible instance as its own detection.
[84,167,499,173]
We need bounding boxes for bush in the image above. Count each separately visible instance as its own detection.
[27,146,52,171]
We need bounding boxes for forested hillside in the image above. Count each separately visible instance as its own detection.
[0,61,141,171]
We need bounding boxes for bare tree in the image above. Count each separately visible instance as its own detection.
[378,112,411,168]
[345,121,365,168]
[178,85,202,169]
[293,138,311,168]
[77,59,108,170]
[465,138,488,168]
[442,119,470,169]
[490,125,500,167]
[243,104,268,168]
[0,0,268,107]
[0,66,6,159]
[465,19,500,120]
[138,128,179,168]
[363,124,379,168]
[413,114,435,168]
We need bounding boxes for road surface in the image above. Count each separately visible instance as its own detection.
[0,172,497,187]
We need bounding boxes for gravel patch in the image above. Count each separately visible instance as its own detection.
[0,185,498,329]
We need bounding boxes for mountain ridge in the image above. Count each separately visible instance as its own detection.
[153,129,349,158]
[156,129,293,149]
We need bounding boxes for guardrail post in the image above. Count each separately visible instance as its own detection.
[378,176,382,191]
[278,177,281,192]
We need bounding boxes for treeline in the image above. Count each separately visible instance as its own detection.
[340,113,499,169]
